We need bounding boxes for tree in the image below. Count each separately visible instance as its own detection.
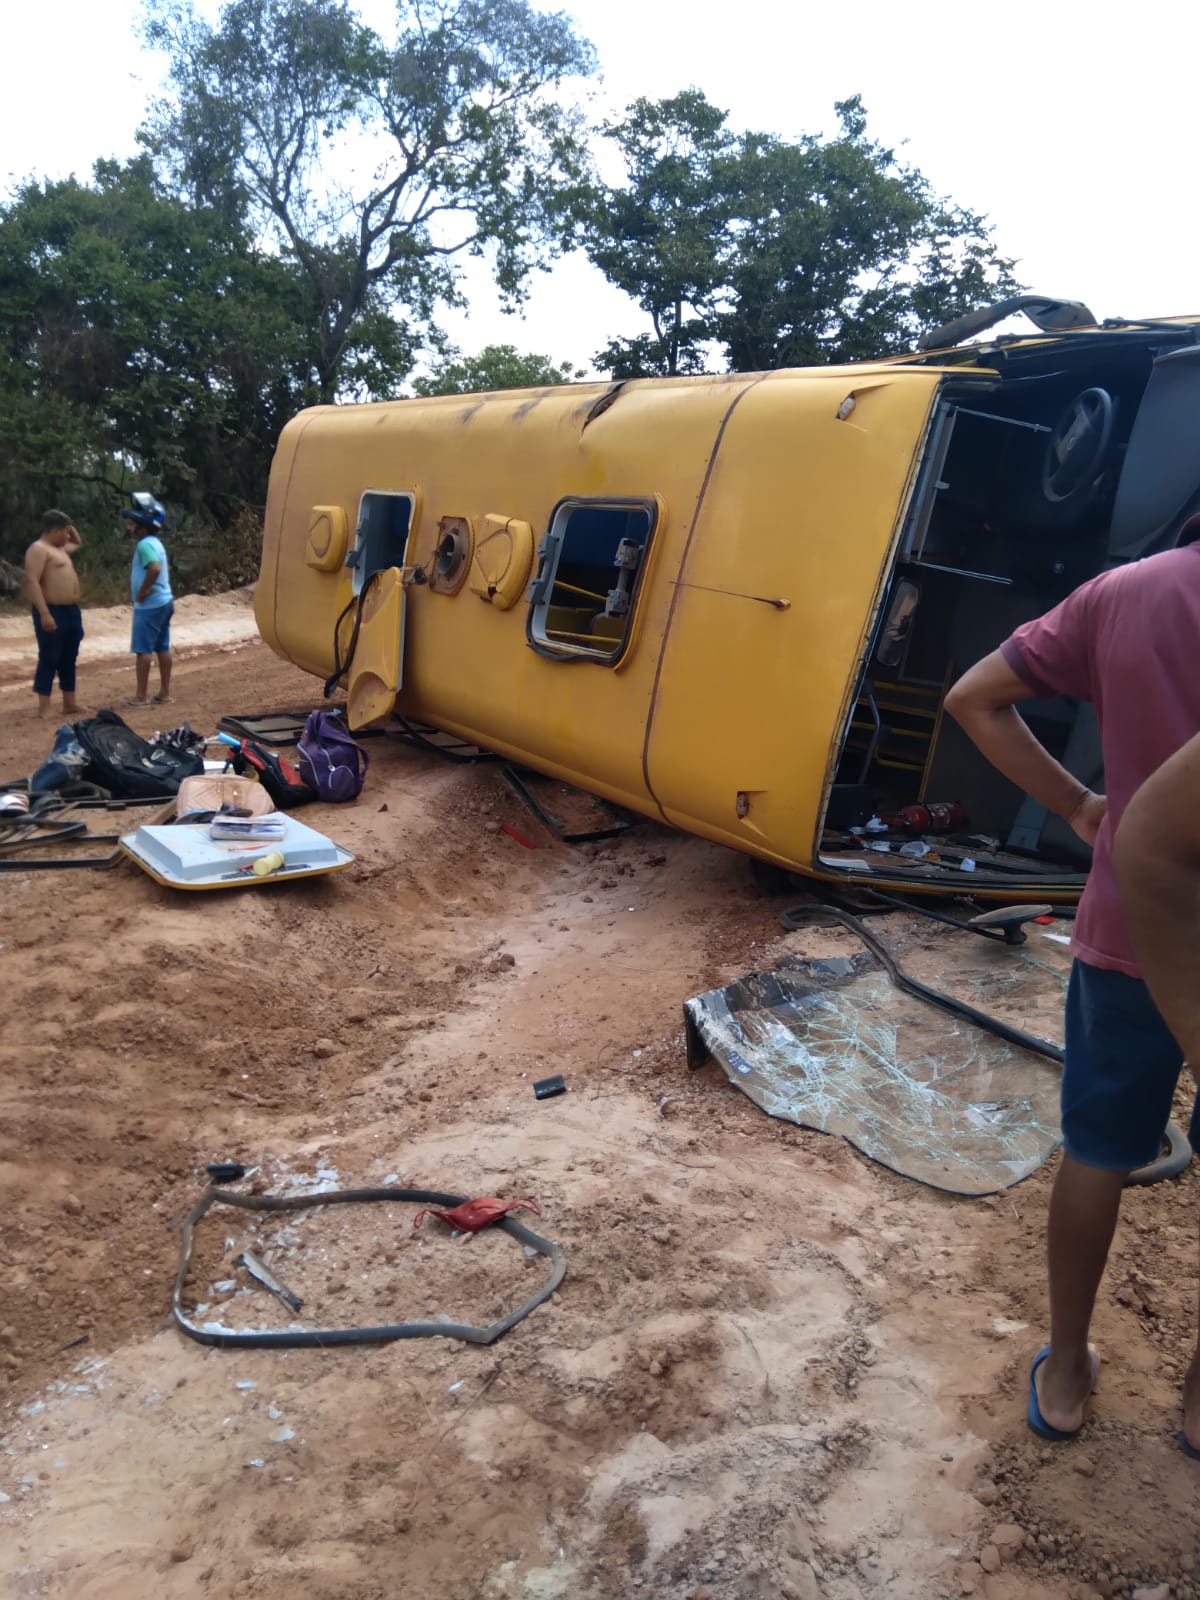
[713,98,1021,371]
[411,343,584,395]
[140,0,597,401]
[576,90,733,378]
[0,158,318,567]
[581,93,1021,378]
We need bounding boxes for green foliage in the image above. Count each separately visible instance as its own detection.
[411,343,584,396]
[577,90,734,378]
[140,0,598,400]
[579,93,1022,377]
[0,157,316,577]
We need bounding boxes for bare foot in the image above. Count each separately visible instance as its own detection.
[1035,1343,1099,1434]
[1183,1354,1200,1454]
[62,702,83,716]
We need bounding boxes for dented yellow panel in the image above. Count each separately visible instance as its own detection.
[255,366,940,864]
[345,565,406,729]
[645,372,938,867]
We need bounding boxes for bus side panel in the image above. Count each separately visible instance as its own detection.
[257,379,756,814]
[644,371,940,869]
[254,407,339,675]
[396,382,752,812]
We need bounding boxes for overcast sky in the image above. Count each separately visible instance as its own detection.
[3,0,1198,375]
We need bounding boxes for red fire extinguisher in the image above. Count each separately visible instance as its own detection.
[897,801,967,834]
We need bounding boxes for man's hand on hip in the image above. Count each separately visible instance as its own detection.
[1067,790,1107,847]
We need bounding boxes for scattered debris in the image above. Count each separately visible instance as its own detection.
[206,1162,246,1183]
[172,1182,565,1349]
[215,712,308,747]
[235,1250,304,1315]
[500,764,633,845]
[685,947,1066,1194]
[411,1196,542,1235]
[120,810,353,889]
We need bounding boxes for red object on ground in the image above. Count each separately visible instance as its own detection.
[499,822,537,849]
[1033,915,1056,924]
[411,1196,542,1235]
[898,801,967,834]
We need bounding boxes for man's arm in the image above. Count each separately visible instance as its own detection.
[944,650,1106,846]
[64,524,81,551]
[24,544,55,630]
[1114,733,1200,1071]
[136,559,161,604]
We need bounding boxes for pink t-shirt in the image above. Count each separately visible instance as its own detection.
[1001,543,1200,977]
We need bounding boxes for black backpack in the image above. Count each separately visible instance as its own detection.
[74,709,204,799]
[230,738,315,809]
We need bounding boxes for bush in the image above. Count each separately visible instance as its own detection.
[172,508,263,595]
[75,520,135,606]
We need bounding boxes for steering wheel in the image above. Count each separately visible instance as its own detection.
[1041,387,1115,504]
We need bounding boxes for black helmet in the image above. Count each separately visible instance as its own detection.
[121,491,166,530]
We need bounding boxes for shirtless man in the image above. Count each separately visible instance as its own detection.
[25,510,85,718]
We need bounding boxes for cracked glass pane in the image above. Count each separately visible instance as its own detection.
[685,947,1067,1195]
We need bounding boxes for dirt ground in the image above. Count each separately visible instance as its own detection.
[1,606,1197,1600]
[0,587,261,676]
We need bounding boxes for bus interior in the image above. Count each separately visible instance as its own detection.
[824,326,1200,888]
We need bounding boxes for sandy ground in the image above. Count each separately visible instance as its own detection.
[0,588,260,682]
[1,607,1198,1600]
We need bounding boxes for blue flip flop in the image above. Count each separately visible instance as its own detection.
[1027,1345,1098,1441]
[1180,1431,1200,1461]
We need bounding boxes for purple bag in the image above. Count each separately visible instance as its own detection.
[297,710,369,802]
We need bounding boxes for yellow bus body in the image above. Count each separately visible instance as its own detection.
[256,314,1200,898]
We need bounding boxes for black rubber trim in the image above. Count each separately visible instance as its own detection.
[1125,1121,1193,1187]
[780,902,1062,1058]
[173,1184,567,1348]
[324,571,380,698]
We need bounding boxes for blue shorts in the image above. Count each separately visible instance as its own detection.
[1062,959,1200,1170]
[131,602,173,655]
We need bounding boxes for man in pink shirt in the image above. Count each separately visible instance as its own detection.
[946,536,1200,1453]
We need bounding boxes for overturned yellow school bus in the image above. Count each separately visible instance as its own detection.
[255,297,1200,897]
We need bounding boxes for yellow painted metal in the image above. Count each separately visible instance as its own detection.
[346,566,406,729]
[642,372,937,865]
[255,367,942,871]
[468,514,535,609]
[305,505,348,572]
